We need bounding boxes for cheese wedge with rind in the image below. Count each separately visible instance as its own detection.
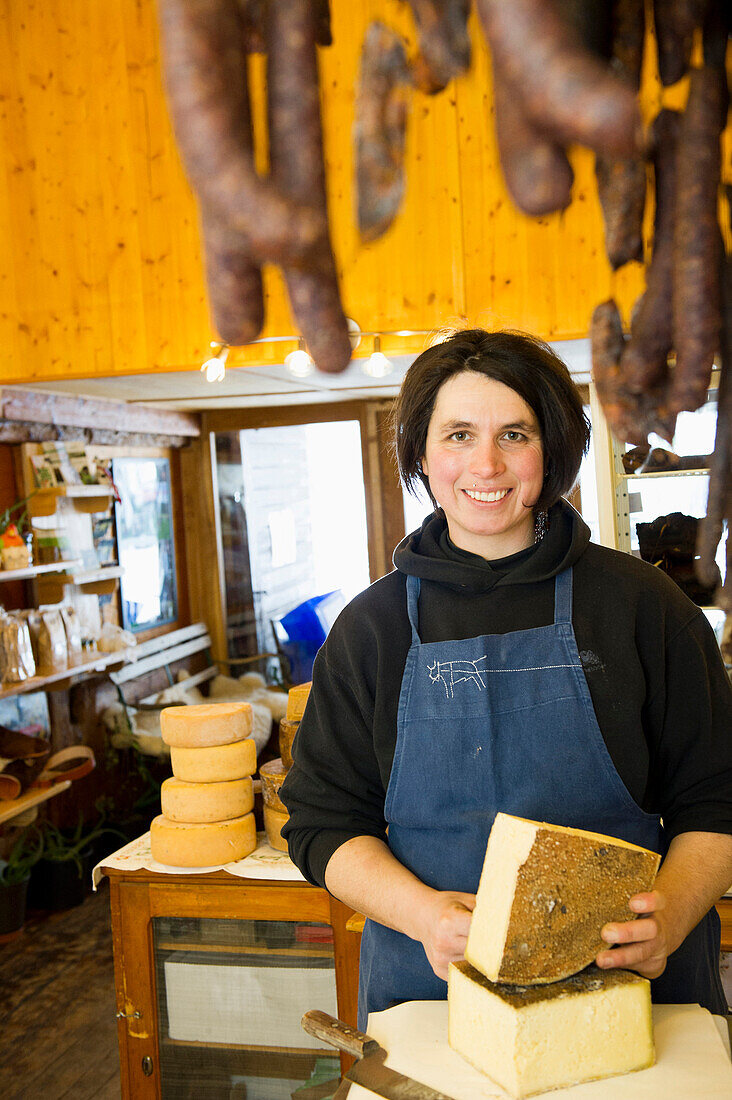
[150,813,257,867]
[286,682,311,721]
[448,961,654,1099]
[169,738,257,783]
[160,776,254,823]
[465,813,660,984]
[160,702,253,748]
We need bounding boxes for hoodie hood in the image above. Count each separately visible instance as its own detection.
[393,498,591,592]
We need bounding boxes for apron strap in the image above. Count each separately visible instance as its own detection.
[405,574,421,644]
[553,567,573,624]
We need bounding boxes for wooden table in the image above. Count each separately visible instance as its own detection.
[102,861,360,1100]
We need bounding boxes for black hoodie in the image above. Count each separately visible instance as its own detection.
[281,499,732,889]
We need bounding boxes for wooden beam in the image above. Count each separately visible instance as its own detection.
[0,388,200,439]
[0,420,194,447]
[179,427,228,663]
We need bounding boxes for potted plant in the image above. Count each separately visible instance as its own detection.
[28,815,125,912]
[0,491,37,570]
[0,825,44,941]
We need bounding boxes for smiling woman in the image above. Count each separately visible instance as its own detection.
[280,326,732,1029]
[420,373,544,558]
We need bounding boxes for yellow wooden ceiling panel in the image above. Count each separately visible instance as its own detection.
[0,0,724,384]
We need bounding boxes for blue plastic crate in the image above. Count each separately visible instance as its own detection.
[277,590,344,682]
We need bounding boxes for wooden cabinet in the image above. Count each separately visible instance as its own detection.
[102,863,361,1100]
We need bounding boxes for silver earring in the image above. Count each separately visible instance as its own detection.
[534,509,548,544]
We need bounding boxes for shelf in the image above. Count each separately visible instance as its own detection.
[156,940,334,958]
[0,780,72,825]
[35,564,123,601]
[619,468,710,481]
[0,559,83,582]
[28,485,114,517]
[0,649,129,700]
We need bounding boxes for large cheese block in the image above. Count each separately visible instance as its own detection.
[465,813,661,984]
[448,961,654,1099]
[169,738,257,783]
[259,757,288,812]
[263,803,289,852]
[150,812,257,867]
[160,703,253,748]
[279,717,299,769]
[286,682,311,721]
[160,776,254,823]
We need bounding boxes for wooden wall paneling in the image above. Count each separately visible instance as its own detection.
[374,404,407,560]
[361,405,388,583]
[179,427,227,662]
[122,0,210,371]
[0,0,691,385]
[361,402,405,583]
[167,447,190,629]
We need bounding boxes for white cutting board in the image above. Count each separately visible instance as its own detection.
[345,1001,732,1100]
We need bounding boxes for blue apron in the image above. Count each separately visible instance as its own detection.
[358,568,725,1026]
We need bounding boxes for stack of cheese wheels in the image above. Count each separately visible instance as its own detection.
[260,681,311,851]
[447,814,661,1099]
[150,703,258,868]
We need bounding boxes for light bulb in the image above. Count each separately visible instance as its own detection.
[200,343,228,383]
[201,357,225,382]
[363,335,393,378]
[285,347,315,377]
[364,351,393,378]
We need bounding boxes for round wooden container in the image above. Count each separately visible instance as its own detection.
[279,718,299,770]
[263,804,289,852]
[258,757,288,813]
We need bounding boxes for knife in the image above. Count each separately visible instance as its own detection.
[301,1010,458,1100]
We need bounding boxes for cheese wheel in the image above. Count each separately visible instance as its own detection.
[160,703,253,748]
[263,804,289,852]
[170,738,257,783]
[259,757,288,812]
[279,718,299,770]
[286,682,311,721]
[448,962,654,1099]
[150,813,257,867]
[161,776,254,823]
[465,813,661,985]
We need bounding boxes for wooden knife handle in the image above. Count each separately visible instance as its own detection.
[301,1010,379,1058]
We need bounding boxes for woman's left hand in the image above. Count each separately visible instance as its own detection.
[596,890,671,979]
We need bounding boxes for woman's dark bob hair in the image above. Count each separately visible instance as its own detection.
[393,328,591,513]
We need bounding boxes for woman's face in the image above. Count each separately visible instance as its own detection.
[421,371,545,558]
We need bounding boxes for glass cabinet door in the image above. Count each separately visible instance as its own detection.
[153,916,341,1100]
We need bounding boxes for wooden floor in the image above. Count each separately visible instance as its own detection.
[0,884,121,1100]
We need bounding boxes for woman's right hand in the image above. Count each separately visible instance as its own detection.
[324,836,476,979]
[416,890,476,980]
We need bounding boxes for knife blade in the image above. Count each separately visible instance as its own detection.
[302,1010,458,1100]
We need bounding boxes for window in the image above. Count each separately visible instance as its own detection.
[113,457,178,632]
[215,421,370,669]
